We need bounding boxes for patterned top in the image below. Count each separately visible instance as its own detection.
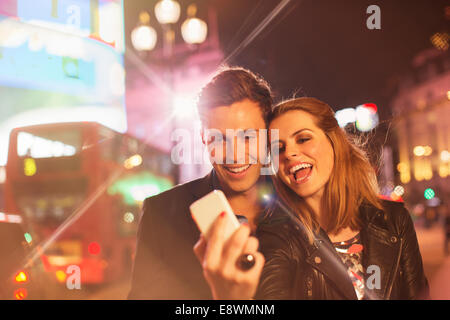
[332,233,365,300]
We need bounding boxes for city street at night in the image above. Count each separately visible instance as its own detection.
[0,0,449,307]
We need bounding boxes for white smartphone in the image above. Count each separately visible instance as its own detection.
[190,190,241,241]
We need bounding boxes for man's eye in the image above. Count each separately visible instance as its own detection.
[210,136,223,143]
[273,144,284,153]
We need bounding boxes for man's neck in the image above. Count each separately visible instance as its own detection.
[223,185,262,231]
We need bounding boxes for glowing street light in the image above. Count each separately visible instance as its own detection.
[131,1,208,52]
[131,12,157,51]
[154,0,181,25]
[181,4,208,44]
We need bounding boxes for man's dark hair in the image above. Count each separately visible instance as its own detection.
[197,66,273,124]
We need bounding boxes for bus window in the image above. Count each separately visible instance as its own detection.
[17,129,81,159]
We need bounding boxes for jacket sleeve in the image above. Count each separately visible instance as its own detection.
[255,229,297,300]
[127,198,171,299]
[397,205,430,299]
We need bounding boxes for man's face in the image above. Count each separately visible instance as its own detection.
[202,99,267,194]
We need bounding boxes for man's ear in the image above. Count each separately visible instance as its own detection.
[201,128,206,145]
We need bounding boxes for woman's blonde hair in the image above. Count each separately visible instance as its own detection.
[269,97,382,240]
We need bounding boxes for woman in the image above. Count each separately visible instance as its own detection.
[255,97,429,299]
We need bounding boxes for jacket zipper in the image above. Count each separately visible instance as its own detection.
[385,237,403,299]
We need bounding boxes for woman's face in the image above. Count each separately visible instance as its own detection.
[269,110,334,200]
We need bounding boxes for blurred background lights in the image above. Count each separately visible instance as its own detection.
[131,23,157,51]
[124,154,143,169]
[335,103,378,132]
[24,232,33,244]
[154,0,181,24]
[441,150,450,162]
[123,212,135,224]
[15,271,28,283]
[24,158,37,176]
[414,146,426,157]
[393,185,405,197]
[355,105,379,132]
[55,270,67,283]
[181,4,208,44]
[424,188,435,200]
[130,184,161,202]
[335,108,356,127]
[173,95,199,120]
[430,32,449,51]
[14,288,28,300]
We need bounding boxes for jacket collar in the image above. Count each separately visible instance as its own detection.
[189,170,219,200]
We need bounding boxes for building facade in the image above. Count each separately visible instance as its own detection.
[391,48,450,207]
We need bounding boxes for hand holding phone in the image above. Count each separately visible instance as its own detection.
[190,190,240,241]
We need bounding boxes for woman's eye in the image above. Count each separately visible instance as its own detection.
[297,137,310,144]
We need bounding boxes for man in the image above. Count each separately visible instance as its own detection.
[128,67,272,299]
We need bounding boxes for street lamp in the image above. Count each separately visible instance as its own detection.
[131,2,208,53]
[181,4,208,44]
[154,0,181,24]
[130,1,208,184]
[130,11,157,52]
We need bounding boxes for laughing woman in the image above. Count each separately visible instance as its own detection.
[255,97,429,300]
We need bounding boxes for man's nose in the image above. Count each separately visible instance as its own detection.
[226,137,246,163]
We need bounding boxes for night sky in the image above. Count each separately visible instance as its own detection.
[125,0,449,122]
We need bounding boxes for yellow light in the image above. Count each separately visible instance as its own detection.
[24,158,37,176]
[124,154,142,169]
[397,162,408,172]
[423,146,432,156]
[55,270,67,283]
[15,271,28,283]
[447,91,450,100]
[441,150,450,162]
[413,146,425,157]
[400,171,411,184]
[123,212,135,223]
[439,164,449,178]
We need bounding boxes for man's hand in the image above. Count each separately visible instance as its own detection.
[193,213,265,300]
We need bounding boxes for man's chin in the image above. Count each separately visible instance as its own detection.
[215,167,261,194]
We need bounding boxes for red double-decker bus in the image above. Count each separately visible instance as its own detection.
[4,122,175,287]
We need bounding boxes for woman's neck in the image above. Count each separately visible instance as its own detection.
[305,191,359,242]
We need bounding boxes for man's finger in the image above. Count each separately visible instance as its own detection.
[204,212,228,270]
[221,223,251,272]
[242,236,259,255]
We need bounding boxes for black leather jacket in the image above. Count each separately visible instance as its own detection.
[255,200,429,300]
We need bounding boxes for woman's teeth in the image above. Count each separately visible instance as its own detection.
[289,163,313,174]
[224,165,251,173]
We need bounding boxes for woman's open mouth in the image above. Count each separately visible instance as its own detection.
[289,162,313,183]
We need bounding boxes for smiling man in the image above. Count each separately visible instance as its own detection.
[128,67,273,299]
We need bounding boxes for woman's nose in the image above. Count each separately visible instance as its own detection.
[285,145,300,159]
